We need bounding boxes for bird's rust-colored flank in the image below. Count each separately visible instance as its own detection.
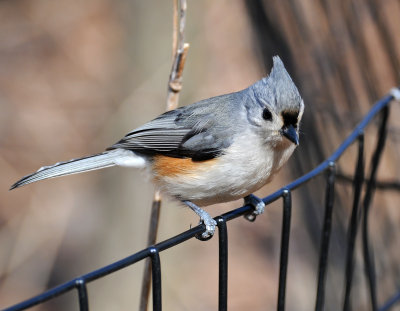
[152,155,217,177]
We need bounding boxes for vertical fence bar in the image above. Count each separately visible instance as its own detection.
[315,162,336,311]
[75,279,89,311]
[362,106,390,311]
[217,217,228,311]
[150,248,162,311]
[140,198,162,311]
[277,190,292,311]
[343,134,365,311]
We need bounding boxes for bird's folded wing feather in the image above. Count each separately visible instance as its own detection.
[107,108,232,161]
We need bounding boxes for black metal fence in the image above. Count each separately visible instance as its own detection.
[3,90,400,311]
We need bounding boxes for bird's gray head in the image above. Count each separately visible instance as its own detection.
[247,56,304,147]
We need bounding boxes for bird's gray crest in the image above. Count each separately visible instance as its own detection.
[251,56,302,113]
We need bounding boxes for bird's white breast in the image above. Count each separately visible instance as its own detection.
[153,130,296,206]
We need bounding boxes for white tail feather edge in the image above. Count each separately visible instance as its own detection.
[10,149,146,189]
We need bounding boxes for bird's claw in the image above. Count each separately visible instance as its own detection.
[195,217,217,241]
[182,200,216,241]
[244,194,265,222]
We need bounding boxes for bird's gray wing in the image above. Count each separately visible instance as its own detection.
[107,105,233,161]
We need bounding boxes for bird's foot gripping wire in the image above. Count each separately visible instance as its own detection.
[183,201,217,241]
[243,194,265,222]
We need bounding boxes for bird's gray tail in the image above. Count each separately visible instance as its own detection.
[10,149,132,190]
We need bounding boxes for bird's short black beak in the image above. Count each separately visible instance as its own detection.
[280,124,299,145]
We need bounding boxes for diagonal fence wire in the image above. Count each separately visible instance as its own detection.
[2,90,400,311]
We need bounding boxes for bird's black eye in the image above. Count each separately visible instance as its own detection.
[262,108,272,121]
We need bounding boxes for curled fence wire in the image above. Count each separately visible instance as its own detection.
[2,90,400,311]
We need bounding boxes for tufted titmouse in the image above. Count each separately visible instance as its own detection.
[11,56,304,239]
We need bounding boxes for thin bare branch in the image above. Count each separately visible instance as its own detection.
[140,1,189,310]
[167,43,190,110]
[172,0,178,57]
[167,0,189,111]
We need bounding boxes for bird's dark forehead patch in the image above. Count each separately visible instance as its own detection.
[281,110,299,127]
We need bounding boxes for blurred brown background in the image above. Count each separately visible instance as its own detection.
[1,0,399,310]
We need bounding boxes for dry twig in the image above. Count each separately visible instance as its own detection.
[139,1,189,310]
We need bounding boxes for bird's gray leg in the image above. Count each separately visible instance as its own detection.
[183,200,217,240]
[244,194,265,222]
